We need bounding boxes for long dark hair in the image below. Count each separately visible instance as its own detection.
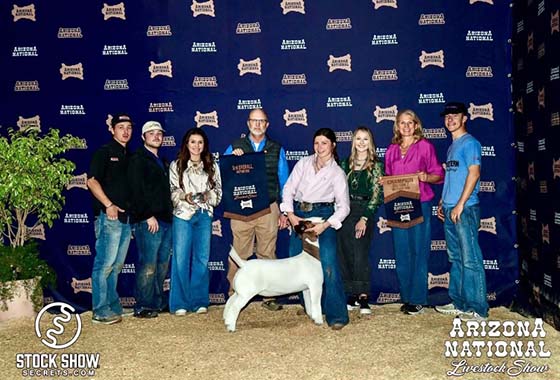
[177,128,216,190]
[313,128,339,163]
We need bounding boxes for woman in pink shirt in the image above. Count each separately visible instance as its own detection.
[383,109,444,315]
[281,128,350,330]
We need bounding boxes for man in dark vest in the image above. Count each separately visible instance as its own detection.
[224,108,289,311]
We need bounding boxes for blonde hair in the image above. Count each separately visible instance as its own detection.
[391,109,425,145]
[348,127,379,179]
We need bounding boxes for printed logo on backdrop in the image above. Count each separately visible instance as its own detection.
[12,4,36,22]
[372,69,398,81]
[192,42,217,53]
[103,45,127,55]
[424,128,447,139]
[149,102,174,113]
[286,150,309,161]
[60,105,85,115]
[335,131,353,143]
[282,74,307,86]
[468,103,494,121]
[539,181,548,194]
[283,109,308,127]
[281,0,305,15]
[12,46,38,57]
[376,147,387,159]
[326,18,352,30]
[551,67,560,81]
[480,181,496,192]
[552,11,560,34]
[212,220,222,237]
[428,272,449,289]
[538,88,545,108]
[327,54,351,72]
[538,43,545,59]
[327,96,352,108]
[542,224,550,244]
[281,39,306,50]
[553,159,560,178]
[17,115,41,132]
[26,224,45,240]
[482,146,496,157]
[102,3,126,20]
[444,318,551,377]
[469,0,494,4]
[529,209,537,222]
[64,213,89,224]
[466,66,493,77]
[58,28,83,39]
[371,34,398,45]
[378,258,395,269]
[60,63,84,80]
[538,139,546,151]
[431,240,446,251]
[466,30,493,41]
[376,292,400,303]
[104,79,129,90]
[419,50,444,68]
[479,217,497,234]
[210,293,226,304]
[193,76,218,87]
[69,138,88,150]
[373,105,397,123]
[194,111,219,128]
[372,0,398,10]
[67,245,92,256]
[208,261,224,271]
[551,112,560,127]
[120,297,135,307]
[238,58,262,76]
[527,32,534,52]
[377,217,392,234]
[15,80,40,92]
[147,25,172,37]
[67,174,88,190]
[237,99,262,110]
[418,13,445,26]
[121,263,135,274]
[191,0,216,17]
[484,259,499,270]
[162,136,176,147]
[516,20,524,33]
[149,60,173,78]
[236,23,261,34]
[418,92,445,104]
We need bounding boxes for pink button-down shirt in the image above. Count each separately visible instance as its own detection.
[280,154,350,229]
[384,138,444,202]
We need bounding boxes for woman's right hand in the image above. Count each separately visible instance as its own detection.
[287,212,302,228]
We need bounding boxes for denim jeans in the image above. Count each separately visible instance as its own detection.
[92,212,131,318]
[392,201,431,305]
[289,205,349,326]
[443,204,489,317]
[133,220,172,312]
[170,211,212,312]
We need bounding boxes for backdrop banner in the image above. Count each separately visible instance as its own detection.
[220,152,270,221]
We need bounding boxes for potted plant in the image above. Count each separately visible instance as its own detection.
[0,127,82,315]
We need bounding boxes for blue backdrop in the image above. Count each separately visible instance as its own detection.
[1,1,517,312]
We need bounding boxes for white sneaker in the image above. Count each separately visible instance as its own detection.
[175,309,187,316]
[195,307,208,314]
[459,311,487,322]
[435,303,463,316]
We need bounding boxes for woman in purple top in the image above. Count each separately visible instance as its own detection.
[280,128,350,330]
[383,109,444,315]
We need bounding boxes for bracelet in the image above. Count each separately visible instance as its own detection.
[105,203,113,209]
[360,216,368,223]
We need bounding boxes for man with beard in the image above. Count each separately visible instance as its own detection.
[224,108,289,311]
[128,121,173,318]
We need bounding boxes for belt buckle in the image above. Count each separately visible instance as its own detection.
[299,201,312,212]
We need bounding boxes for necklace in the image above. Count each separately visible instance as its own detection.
[350,170,363,190]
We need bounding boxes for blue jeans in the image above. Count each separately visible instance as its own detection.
[133,220,172,312]
[289,205,349,326]
[170,211,212,312]
[443,204,489,317]
[392,201,431,305]
[92,212,131,318]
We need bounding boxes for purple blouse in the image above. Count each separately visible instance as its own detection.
[384,138,444,202]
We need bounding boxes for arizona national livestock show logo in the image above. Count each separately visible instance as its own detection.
[419,50,445,69]
[15,302,100,377]
[17,115,41,132]
[149,61,173,78]
[194,111,219,128]
[102,2,126,20]
[283,109,308,127]
[280,0,305,15]
[12,4,36,22]
[373,105,398,123]
[327,54,352,72]
[191,0,215,17]
[238,58,262,76]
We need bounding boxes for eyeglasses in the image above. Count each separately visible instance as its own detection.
[248,119,268,124]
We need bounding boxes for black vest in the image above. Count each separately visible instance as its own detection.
[232,136,281,203]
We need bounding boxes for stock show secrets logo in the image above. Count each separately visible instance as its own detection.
[15,302,99,377]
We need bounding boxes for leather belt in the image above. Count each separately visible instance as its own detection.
[296,201,334,212]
